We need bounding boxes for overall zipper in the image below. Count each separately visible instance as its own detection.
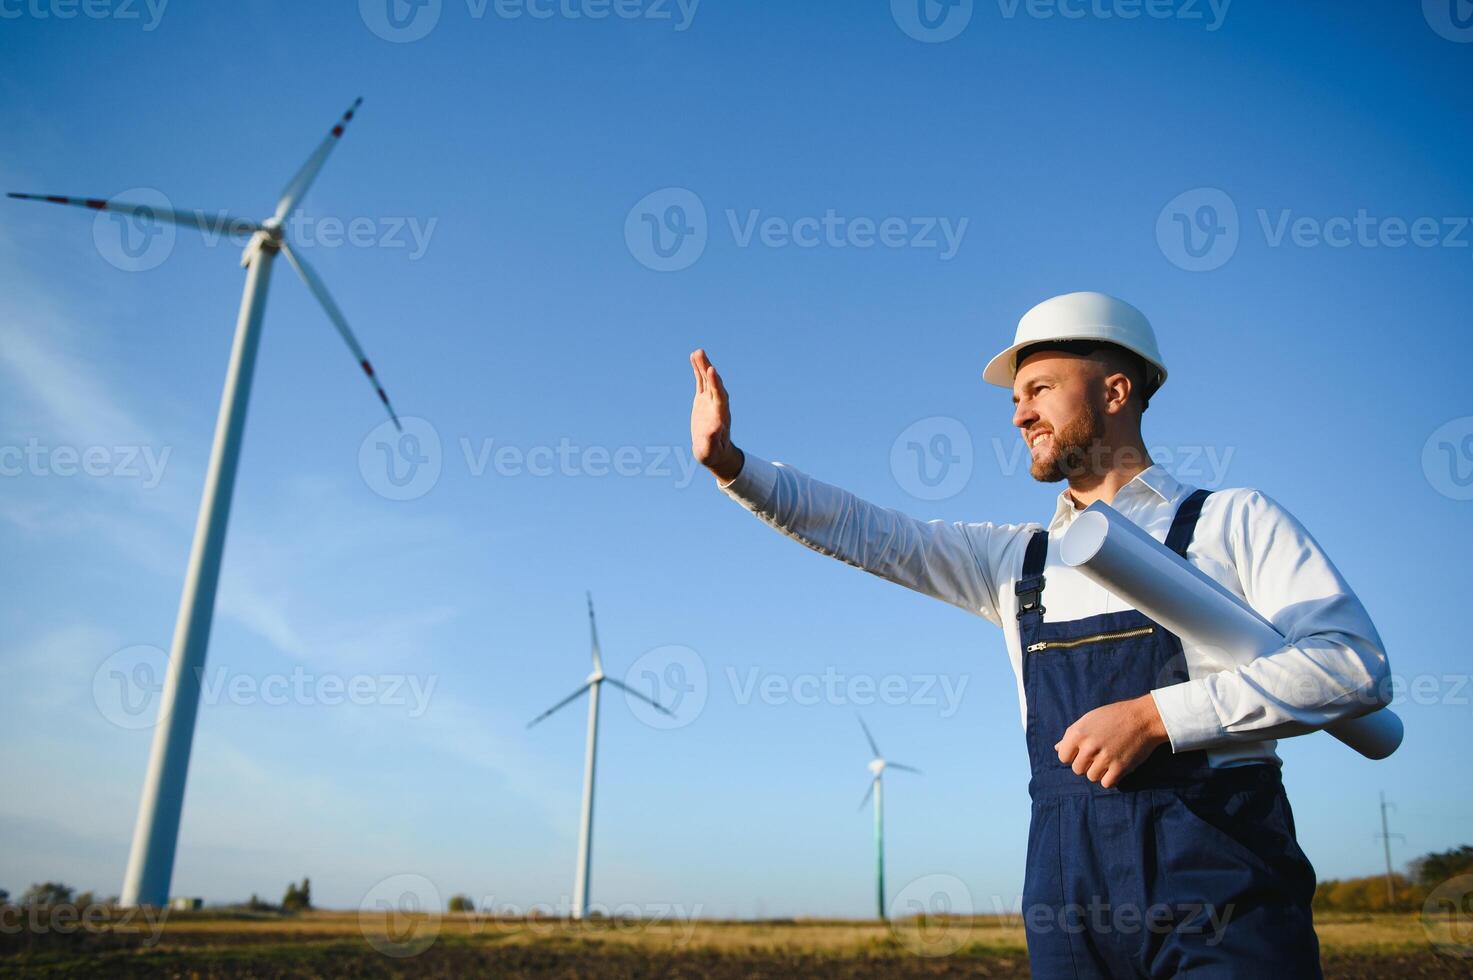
[1026,625,1154,654]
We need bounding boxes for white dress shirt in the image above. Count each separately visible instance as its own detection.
[720,453,1390,768]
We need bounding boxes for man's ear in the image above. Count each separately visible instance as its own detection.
[1101,371,1134,416]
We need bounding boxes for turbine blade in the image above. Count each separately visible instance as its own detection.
[857,715,881,759]
[603,677,673,717]
[586,592,603,674]
[7,192,264,236]
[279,241,401,431]
[526,683,592,729]
[887,762,923,775]
[275,97,363,221]
[859,777,877,810]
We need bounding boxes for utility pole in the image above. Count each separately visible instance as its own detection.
[1374,791,1405,907]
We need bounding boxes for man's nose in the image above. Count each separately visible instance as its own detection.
[1013,401,1037,431]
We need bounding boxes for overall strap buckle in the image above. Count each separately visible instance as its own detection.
[1015,529,1049,622]
[1015,578,1045,621]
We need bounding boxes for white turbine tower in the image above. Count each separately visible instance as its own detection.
[857,716,921,920]
[527,594,672,919]
[9,98,402,908]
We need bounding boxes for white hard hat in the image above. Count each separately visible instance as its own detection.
[983,291,1167,394]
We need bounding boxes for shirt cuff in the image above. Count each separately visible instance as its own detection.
[719,452,777,509]
[1150,681,1225,754]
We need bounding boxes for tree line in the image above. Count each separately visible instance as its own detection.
[1314,845,1473,913]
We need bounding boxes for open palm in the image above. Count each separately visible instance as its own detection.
[689,348,742,482]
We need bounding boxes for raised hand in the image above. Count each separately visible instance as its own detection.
[690,348,744,483]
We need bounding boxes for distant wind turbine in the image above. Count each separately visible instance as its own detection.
[858,715,921,920]
[527,594,673,920]
[10,98,402,908]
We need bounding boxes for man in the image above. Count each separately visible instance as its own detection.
[687,291,1390,978]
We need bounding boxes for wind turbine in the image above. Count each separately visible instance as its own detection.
[9,98,402,908]
[857,715,921,920]
[527,594,672,920]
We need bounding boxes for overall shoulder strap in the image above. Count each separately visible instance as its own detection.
[1015,529,1048,622]
[1163,488,1213,558]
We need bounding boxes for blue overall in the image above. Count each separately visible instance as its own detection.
[1016,489,1322,978]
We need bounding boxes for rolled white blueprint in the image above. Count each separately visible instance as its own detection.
[1057,501,1403,760]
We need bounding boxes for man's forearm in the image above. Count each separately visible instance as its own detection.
[717,451,1004,620]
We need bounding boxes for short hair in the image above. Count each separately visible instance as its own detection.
[1014,340,1156,412]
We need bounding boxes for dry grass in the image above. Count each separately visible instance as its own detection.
[6,908,1470,978]
[154,908,1442,954]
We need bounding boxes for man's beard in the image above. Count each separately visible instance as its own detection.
[1030,400,1107,483]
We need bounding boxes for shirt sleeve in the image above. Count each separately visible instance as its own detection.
[719,452,1024,625]
[1150,489,1392,753]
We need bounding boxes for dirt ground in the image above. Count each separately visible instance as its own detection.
[3,911,1470,978]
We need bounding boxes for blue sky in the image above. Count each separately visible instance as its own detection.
[1,1,1471,917]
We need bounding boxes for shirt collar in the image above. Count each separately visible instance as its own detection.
[1047,464,1182,531]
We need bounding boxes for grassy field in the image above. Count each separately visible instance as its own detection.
[3,909,1471,977]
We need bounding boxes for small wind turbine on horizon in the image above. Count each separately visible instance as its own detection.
[858,715,921,921]
[527,593,673,920]
[10,98,403,908]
